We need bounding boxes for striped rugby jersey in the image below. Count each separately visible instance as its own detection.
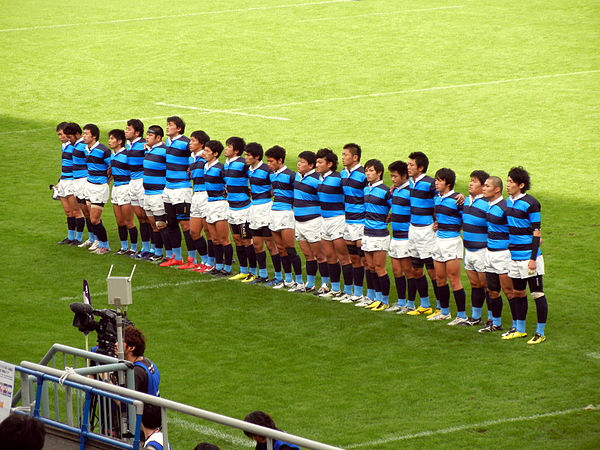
[165,135,192,189]
[391,181,411,240]
[364,181,392,237]
[126,137,146,180]
[224,156,250,209]
[340,164,366,224]
[409,174,436,226]
[434,190,462,238]
[248,161,272,205]
[60,141,74,180]
[111,148,130,186]
[318,170,344,218]
[293,169,321,222]
[143,143,167,195]
[462,194,488,250]
[486,197,509,251]
[85,142,112,185]
[506,193,542,261]
[269,166,295,211]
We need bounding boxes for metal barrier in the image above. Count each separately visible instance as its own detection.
[16,361,345,450]
[15,365,143,449]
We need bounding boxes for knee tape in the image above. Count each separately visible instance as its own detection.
[531,291,545,299]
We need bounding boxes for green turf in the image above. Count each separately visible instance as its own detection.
[1,0,599,448]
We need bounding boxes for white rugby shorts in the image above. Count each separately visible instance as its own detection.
[143,194,166,217]
[321,215,345,241]
[464,248,487,272]
[84,182,110,205]
[269,209,295,232]
[249,202,272,230]
[408,224,436,259]
[508,255,545,279]
[111,184,131,206]
[432,235,464,262]
[361,234,390,252]
[56,179,74,198]
[206,200,228,224]
[128,178,145,207]
[485,249,511,275]
[73,177,87,199]
[389,238,411,259]
[343,222,364,242]
[227,206,249,225]
[162,187,192,205]
[190,191,208,219]
[295,217,322,243]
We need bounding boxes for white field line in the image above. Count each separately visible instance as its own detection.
[0,0,353,33]
[155,102,291,121]
[346,406,585,448]
[298,5,465,22]
[3,69,598,136]
[58,277,220,301]
[169,416,254,447]
[586,352,600,360]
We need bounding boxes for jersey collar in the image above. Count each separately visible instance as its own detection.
[347,163,362,173]
[320,170,333,180]
[412,173,426,183]
[275,165,288,174]
[510,193,526,202]
[300,168,315,179]
[86,141,99,152]
[398,181,409,190]
[488,196,503,206]
[249,160,264,173]
[205,159,220,170]
[440,189,455,199]
[368,180,383,188]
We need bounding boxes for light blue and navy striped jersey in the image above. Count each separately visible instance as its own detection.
[364,181,392,237]
[293,169,321,222]
[248,161,272,205]
[340,164,366,224]
[204,160,226,201]
[126,137,146,180]
[409,174,436,226]
[270,166,295,211]
[318,171,344,218]
[224,156,250,210]
[190,155,206,193]
[143,143,167,195]
[462,194,488,250]
[486,197,509,251]
[72,138,88,179]
[110,148,130,186]
[391,181,411,240]
[60,142,74,180]
[434,190,462,238]
[85,142,112,185]
[506,193,542,261]
[165,135,191,189]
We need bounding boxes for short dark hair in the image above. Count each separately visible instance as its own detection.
[316,148,338,172]
[435,168,456,189]
[194,444,221,450]
[67,122,82,135]
[83,124,100,140]
[243,410,280,438]
[408,151,429,173]
[226,137,246,155]
[167,116,185,134]
[124,325,146,356]
[108,129,126,145]
[508,166,531,192]
[56,121,68,132]
[244,142,264,160]
[265,145,286,163]
[206,140,224,158]
[388,160,408,178]
[364,158,384,177]
[343,143,362,161]
[142,404,162,429]
[487,175,503,191]
[0,414,45,450]
[298,150,316,167]
[190,130,210,146]
[126,119,144,137]
[470,170,490,186]
[147,125,164,139]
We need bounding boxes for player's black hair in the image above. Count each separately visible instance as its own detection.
[190,130,210,146]
[435,168,456,189]
[508,166,531,192]
[0,414,45,450]
[166,115,185,134]
[126,119,144,137]
[316,148,338,172]
[265,145,286,163]
[343,143,362,161]
[56,121,68,132]
[488,175,503,192]
[364,158,384,178]
[194,444,221,450]
[226,136,246,155]
[142,404,162,430]
[388,160,408,178]
[243,411,281,438]
[470,170,490,186]
[147,125,164,139]
[83,123,100,140]
[244,142,264,160]
[67,122,82,135]
[408,151,429,173]
[298,150,316,167]
[108,129,126,146]
[206,140,224,158]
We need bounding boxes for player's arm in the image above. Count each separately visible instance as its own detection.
[528,228,541,271]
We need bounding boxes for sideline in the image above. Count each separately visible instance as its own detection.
[298,5,464,22]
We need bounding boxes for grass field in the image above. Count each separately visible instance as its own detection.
[1,0,599,448]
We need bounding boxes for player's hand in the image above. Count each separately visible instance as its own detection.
[455,193,465,206]
[528,259,536,271]
[433,221,438,231]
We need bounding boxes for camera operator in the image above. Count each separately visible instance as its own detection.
[119,325,160,397]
